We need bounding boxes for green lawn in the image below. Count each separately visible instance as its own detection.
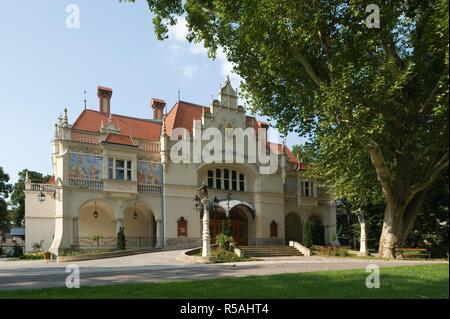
[0,264,447,299]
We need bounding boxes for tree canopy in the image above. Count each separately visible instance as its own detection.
[0,167,12,233]
[10,170,51,227]
[133,0,449,257]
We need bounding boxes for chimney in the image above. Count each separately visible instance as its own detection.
[151,98,166,120]
[97,86,113,114]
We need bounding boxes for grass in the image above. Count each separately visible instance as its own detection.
[0,264,447,299]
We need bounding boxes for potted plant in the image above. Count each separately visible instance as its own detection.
[43,251,51,260]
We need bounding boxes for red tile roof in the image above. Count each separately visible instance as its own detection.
[72,109,161,141]
[165,100,269,137]
[103,133,136,146]
[165,101,204,136]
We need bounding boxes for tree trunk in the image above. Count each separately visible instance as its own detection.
[399,189,428,245]
[357,209,367,256]
[378,203,405,258]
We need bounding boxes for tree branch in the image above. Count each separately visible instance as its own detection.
[383,35,403,77]
[419,68,449,114]
[408,150,449,202]
[365,138,394,203]
[291,49,327,87]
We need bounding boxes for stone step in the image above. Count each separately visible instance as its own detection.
[237,246,303,257]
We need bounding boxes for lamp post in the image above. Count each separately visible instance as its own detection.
[193,183,218,257]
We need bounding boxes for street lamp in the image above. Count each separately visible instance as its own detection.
[93,201,99,218]
[193,182,214,257]
[37,191,46,203]
[133,204,138,219]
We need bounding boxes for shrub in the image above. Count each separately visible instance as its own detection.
[303,220,312,248]
[117,227,126,250]
[315,245,350,257]
[19,252,44,260]
[215,233,233,251]
[213,248,241,262]
[32,240,44,252]
[8,245,24,258]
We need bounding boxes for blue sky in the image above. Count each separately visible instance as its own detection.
[0,0,304,183]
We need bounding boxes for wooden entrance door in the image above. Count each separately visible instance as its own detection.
[209,207,249,246]
[229,208,248,246]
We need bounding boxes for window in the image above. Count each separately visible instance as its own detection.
[108,158,114,179]
[127,161,132,181]
[206,169,246,192]
[215,169,221,189]
[224,169,230,190]
[302,180,314,197]
[207,170,214,188]
[108,158,133,181]
[231,170,237,191]
[116,160,125,180]
[239,173,245,191]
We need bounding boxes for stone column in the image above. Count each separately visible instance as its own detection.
[156,219,164,248]
[202,207,211,257]
[72,217,79,246]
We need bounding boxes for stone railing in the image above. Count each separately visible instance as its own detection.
[26,183,57,192]
[69,178,103,190]
[137,184,162,194]
[126,236,155,248]
[75,236,117,249]
[74,236,155,249]
[289,241,311,256]
[136,140,160,153]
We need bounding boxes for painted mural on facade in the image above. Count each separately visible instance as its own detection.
[137,161,162,185]
[285,177,297,196]
[69,153,103,180]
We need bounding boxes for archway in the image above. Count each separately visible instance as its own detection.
[229,206,249,246]
[209,207,227,246]
[208,205,249,246]
[285,212,303,245]
[123,204,156,248]
[78,201,116,249]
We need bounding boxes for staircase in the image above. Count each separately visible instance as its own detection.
[238,245,303,257]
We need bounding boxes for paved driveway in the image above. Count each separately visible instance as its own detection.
[0,250,447,291]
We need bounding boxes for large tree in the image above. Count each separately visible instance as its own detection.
[10,170,52,227]
[0,167,12,233]
[133,0,449,257]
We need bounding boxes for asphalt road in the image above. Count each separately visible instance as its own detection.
[0,250,446,291]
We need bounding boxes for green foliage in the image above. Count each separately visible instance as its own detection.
[405,173,449,258]
[215,233,233,251]
[138,0,449,256]
[213,248,241,263]
[291,143,315,164]
[314,246,350,257]
[8,244,23,258]
[32,240,44,252]
[0,167,12,233]
[10,169,51,226]
[117,227,126,250]
[19,252,44,260]
[303,220,312,248]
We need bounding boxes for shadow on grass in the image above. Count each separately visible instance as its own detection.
[0,264,447,299]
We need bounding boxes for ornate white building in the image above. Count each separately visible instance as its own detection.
[24,79,337,255]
